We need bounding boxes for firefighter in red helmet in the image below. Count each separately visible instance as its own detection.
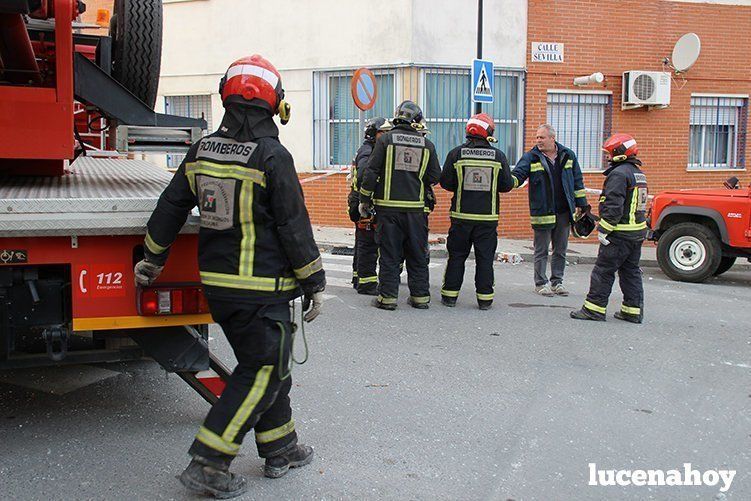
[439,113,514,309]
[134,54,324,498]
[571,133,647,323]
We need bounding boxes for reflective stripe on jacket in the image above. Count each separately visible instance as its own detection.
[597,159,648,241]
[439,137,514,225]
[510,143,588,229]
[359,125,441,212]
[144,131,325,303]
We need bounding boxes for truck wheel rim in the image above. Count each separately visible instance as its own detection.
[669,236,706,271]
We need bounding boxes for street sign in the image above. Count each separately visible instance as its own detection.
[472,59,494,103]
[351,68,378,111]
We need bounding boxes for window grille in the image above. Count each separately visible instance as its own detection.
[547,92,612,171]
[164,94,212,168]
[312,69,396,169]
[422,67,525,165]
[688,96,747,169]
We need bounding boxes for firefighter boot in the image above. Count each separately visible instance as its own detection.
[478,299,493,311]
[408,297,429,310]
[264,444,315,479]
[569,308,606,322]
[441,296,457,307]
[179,457,248,499]
[614,311,643,324]
[373,297,397,311]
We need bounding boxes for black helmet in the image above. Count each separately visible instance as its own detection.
[393,100,424,126]
[572,210,597,239]
[364,117,387,141]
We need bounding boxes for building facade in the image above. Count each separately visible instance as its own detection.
[83,0,751,237]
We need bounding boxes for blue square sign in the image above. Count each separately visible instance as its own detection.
[472,59,494,103]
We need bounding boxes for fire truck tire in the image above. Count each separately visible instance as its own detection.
[657,222,722,283]
[713,256,736,276]
[110,0,162,109]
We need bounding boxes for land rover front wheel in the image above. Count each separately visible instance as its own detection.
[657,222,721,283]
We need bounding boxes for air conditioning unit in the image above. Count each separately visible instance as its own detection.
[622,71,671,109]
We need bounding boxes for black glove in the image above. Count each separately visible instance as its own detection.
[425,187,436,211]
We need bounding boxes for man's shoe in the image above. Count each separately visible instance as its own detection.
[614,311,642,324]
[535,284,554,296]
[373,298,397,310]
[264,444,315,479]
[179,458,248,499]
[551,283,569,296]
[478,300,493,310]
[570,308,606,321]
[441,296,457,307]
[408,297,429,309]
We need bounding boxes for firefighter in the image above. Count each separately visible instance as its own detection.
[439,113,513,310]
[511,125,589,296]
[571,133,647,323]
[348,118,392,295]
[133,55,325,499]
[359,100,441,310]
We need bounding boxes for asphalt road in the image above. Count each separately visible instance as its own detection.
[1,254,750,500]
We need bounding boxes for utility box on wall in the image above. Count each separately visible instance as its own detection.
[622,71,671,109]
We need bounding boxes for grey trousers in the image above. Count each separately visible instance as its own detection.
[533,214,570,287]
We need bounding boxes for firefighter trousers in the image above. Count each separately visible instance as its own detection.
[188,299,298,467]
[356,226,378,292]
[441,221,497,303]
[375,210,430,305]
[352,224,359,286]
[583,237,644,320]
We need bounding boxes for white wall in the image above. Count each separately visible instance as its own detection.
[412,0,527,68]
[159,0,527,170]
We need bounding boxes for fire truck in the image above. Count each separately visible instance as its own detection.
[0,0,228,403]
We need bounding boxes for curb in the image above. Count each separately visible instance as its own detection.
[318,241,751,271]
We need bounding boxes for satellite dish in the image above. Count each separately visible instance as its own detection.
[671,33,701,72]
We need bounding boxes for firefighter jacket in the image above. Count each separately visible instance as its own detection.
[359,124,441,213]
[142,112,325,304]
[597,158,648,241]
[511,143,588,229]
[439,136,514,225]
[347,140,374,222]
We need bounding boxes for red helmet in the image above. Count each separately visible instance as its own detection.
[466,113,495,139]
[602,133,638,162]
[219,55,284,113]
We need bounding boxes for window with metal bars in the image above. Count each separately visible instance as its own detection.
[688,96,747,170]
[547,92,612,171]
[421,67,524,165]
[164,94,212,168]
[312,69,396,169]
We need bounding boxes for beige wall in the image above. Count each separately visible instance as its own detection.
[159,0,527,171]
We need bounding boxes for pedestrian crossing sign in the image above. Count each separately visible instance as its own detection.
[472,59,494,103]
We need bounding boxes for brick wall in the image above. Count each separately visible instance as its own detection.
[526,0,751,205]
[84,0,750,238]
[304,0,750,238]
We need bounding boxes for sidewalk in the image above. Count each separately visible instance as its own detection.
[312,225,660,267]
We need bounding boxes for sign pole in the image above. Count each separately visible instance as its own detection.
[359,110,364,145]
[475,0,483,114]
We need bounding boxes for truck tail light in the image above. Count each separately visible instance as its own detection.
[138,286,209,316]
